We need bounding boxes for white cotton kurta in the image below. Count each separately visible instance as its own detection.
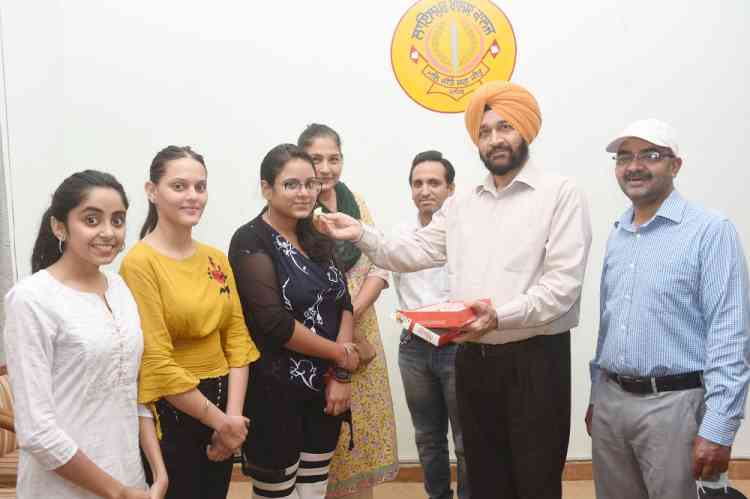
[3,269,148,498]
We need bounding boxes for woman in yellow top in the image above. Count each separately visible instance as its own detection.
[120,146,260,499]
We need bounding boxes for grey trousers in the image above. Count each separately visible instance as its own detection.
[592,376,704,499]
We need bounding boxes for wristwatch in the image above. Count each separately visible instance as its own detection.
[332,366,352,384]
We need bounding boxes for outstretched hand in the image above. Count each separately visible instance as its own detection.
[316,213,363,241]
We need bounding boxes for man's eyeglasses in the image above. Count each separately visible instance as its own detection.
[613,150,674,167]
[281,178,324,194]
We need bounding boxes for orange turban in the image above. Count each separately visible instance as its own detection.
[464,81,542,146]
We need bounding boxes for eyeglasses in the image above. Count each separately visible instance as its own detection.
[613,150,674,167]
[281,178,324,194]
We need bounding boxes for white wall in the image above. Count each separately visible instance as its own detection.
[1,0,749,461]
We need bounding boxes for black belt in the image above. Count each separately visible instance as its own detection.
[606,370,703,395]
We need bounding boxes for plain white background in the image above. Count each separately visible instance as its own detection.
[1,0,749,461]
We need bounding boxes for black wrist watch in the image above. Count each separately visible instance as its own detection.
[333,366,352,383]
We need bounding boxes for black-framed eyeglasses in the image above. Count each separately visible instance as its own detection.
[613,150,674,167]
[281,178,324,194]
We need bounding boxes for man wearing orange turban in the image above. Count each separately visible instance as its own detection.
[316,80,592,499]
[464,80,542,147]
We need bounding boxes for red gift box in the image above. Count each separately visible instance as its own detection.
[394,299,491,347]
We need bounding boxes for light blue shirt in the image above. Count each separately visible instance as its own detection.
[590,190,750,446]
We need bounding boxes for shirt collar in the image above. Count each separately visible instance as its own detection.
[475,160,540,196]
[615,189,687,230]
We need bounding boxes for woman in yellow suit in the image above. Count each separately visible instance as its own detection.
[120,146,260,499]
[299,125,399,499]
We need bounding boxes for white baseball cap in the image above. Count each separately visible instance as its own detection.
[605,118,680,156]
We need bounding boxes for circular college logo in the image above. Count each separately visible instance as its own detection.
[391,0,517,113]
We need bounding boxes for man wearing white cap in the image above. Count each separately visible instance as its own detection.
[587,118,750,498]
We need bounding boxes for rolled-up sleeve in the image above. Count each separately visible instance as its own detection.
[3,287,78,470]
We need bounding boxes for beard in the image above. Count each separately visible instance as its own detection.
[480,140,529,176]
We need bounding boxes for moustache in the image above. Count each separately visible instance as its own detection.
[625,173,652,181]
[488,145,513,156]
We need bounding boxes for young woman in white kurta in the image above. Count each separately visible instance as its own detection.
[2,170,167,499]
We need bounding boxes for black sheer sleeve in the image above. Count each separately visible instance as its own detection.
[339,270,353,314]
[229,225,295,352]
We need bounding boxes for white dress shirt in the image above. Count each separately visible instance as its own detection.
[392,216,450,311]
[358,162,592,345]
[3,270,148,498]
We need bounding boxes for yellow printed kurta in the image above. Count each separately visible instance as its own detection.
[327,194,399,497]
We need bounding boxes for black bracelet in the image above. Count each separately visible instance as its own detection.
[333,366,352,383]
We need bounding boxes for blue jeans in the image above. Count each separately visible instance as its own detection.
[399,330,469,499]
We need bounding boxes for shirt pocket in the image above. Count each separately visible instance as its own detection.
[503,223,548,273]
[645,256,700,313]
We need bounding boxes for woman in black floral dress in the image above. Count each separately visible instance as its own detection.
[228,144,359,499]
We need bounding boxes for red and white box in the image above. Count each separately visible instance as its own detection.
[393,299,491,347]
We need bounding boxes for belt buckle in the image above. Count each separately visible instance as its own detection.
[615,374,657,394]
[615,374,636,389]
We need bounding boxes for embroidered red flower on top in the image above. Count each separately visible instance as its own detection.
[207,256,230,294]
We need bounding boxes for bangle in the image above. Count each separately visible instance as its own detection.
[199,398,210,423]
[340,343,355,366]
[343,343,355,357]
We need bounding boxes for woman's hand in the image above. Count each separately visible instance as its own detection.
[207,431,235,462]
[335,343,360,372]
[215,414,249,451]
[324,379,352,416]
[113,486,150,499]
[148,476,169,499]
[317,213,363,241]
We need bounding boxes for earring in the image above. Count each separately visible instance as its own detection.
[118,244,126,254]
[58,237,65,254]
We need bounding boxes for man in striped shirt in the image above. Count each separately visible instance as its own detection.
[587,118,750,499]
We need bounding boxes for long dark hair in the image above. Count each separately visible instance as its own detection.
[261,144,335,264]
[31,170,129,273]
[140,145,206,239]
[297,123,342,153]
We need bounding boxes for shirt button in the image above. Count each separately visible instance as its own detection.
[636,233,641,239]
[625,294,631,300]
[629,263,635,269]
[620,325,626,330]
